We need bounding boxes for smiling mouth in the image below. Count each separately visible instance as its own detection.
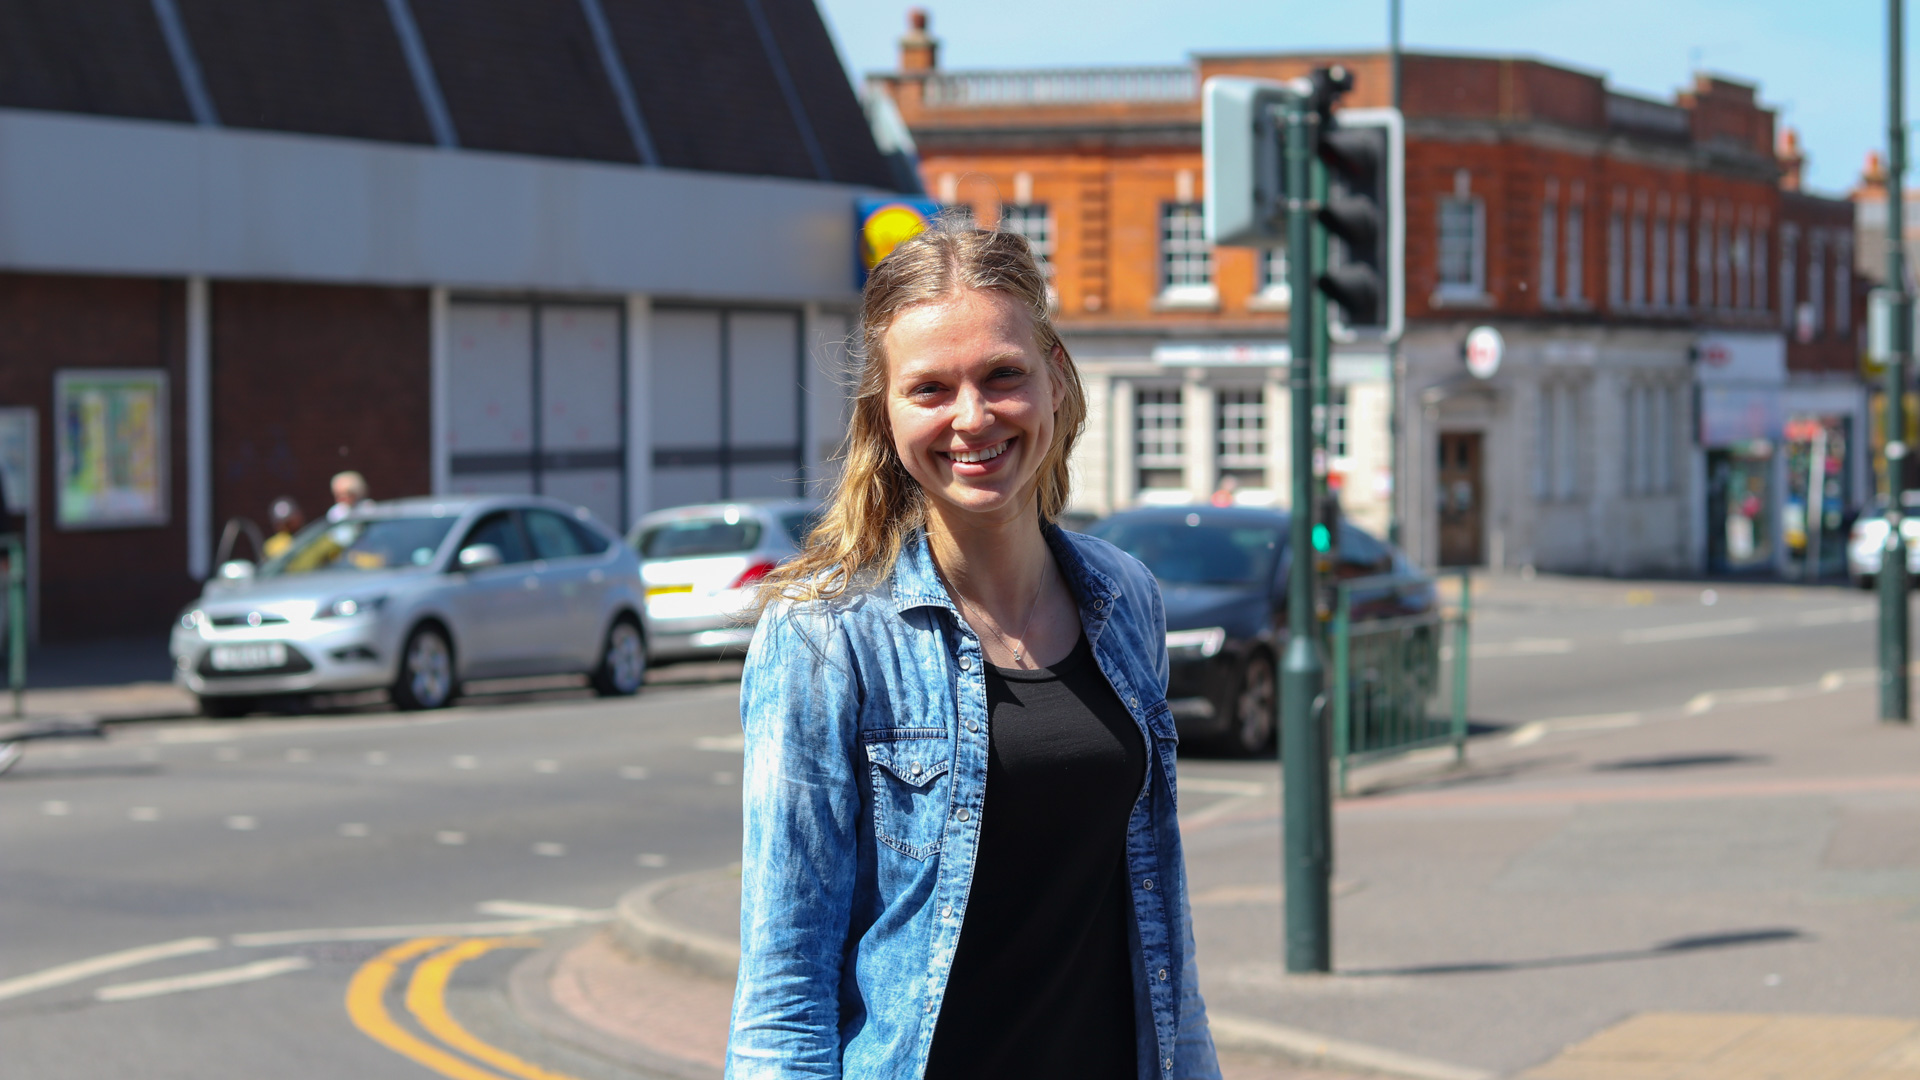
[943,439,1010,465]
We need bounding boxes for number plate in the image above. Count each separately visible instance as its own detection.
[209,643,288,671]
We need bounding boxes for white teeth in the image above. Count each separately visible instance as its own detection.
[949,441,1008,464]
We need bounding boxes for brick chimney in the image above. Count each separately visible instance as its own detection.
[900,8,938,73]
[1777,126,1805,192]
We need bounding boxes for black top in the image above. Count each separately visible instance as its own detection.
[926,634,1146,1079]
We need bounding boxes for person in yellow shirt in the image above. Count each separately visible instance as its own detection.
[261,497,304,560]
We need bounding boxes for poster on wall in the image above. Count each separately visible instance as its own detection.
[55,370,169,529]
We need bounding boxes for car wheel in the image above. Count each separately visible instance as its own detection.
[591,618,647,697]
[1223,650,1277,757]
[392,625,455,711]
[199,695,255,720]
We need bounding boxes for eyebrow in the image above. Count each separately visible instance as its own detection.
[894,351,1032,385]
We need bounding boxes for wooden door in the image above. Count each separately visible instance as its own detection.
[1437,432,1484,566]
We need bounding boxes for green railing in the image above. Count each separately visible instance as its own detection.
[1330,570,1471,795]
[3,532,23,719]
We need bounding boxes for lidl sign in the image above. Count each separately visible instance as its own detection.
[856,197,940,287]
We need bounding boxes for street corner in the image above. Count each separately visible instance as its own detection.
[1517,1012,1920,1079]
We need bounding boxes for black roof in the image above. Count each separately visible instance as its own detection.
[0,0,900,188]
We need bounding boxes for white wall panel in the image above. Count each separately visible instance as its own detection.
[447,304,534,457]
[650,310,722,449]
[540,306,622,452]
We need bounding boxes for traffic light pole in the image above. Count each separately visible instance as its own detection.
[1281,95,1332,973]
[1311,143,1335,628]
[1883,0,1912,723]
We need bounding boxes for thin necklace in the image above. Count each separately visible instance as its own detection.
[958,558,1050,668]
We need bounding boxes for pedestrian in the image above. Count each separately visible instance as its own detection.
[728,224,1218,1078]
[261,496,305,559]
[1209,473,1239,507]
[327,471,370,522]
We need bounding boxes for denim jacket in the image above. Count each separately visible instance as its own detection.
[727,523,1220,1080]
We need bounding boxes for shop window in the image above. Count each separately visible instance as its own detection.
[1536,383,1581,501]
[1000,202,1052,275]
[1215,388,1266,490]
[1717,215,1733,309]
[1135,387,1185,492]
[1159,202,1214,305]
[1696,209,1714,310]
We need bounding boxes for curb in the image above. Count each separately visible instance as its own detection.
[616,866,1493,1080]
[506,930,718,1080]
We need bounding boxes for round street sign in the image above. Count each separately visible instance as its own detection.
[1465,325,1504,380]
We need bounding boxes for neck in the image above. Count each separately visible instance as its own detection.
[925,496,1051,618]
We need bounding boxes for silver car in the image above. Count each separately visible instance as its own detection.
[629,499,820,663]
[171,495,647,717]
[1847,492,1920,588]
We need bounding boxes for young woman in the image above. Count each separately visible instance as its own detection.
[727,224,1218,1079]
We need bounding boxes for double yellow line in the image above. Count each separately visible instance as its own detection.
[346,936,580,1080]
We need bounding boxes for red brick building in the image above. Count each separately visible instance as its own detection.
[0,0,906,640]
[872,12,1864,575]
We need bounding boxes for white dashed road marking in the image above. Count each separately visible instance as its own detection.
[435,830,466,846]
[452,755,478,770]
[532,842,566,857]
[533,759,560,773]
[95,956,311,1003]
[42,801,70,816]
[129,807,160,822]
[476,900,611,923]
[1620,617,1760,644]
[0,937,220,1003]
[620,765,649,780]
[226,815,257,831]
[637,853,668,868]
[365,751,388,765]
[339,823,370,837]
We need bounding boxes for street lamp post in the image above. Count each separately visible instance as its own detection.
[1883,0,1912,724]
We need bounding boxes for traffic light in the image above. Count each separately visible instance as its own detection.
[1202,77,1297,248]
[1309,73,1404,343]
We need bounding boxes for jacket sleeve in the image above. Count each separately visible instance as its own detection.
[726,602,863,1079]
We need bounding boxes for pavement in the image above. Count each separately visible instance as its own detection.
[510,671,1920,1080]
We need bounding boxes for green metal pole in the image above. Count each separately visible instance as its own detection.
[1332,583,1352,797]
[1387,0,1404,548]
[1451,570,1470,761]
[1883,0,1912,724]
[1310,145,1334,649]
[1281,94,1332,974]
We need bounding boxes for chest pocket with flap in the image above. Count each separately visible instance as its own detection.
[863,730,953,860]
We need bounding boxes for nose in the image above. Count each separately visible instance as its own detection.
[952,381,992,434]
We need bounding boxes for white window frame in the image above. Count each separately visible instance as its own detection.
[1435,192,1488,303]
[1249,246,1291,311]
[1215,387,1267,480]
[1157,201,1217,308]
[1673,203,1690,310]
[999,202,1053,275]
[1652,207,1669,310]
[1135,386,1186,491]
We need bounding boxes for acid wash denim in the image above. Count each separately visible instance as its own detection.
[727,523,1220,1080]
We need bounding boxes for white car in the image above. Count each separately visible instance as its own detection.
[629,500,821,663]
[1847,492,1920,589]
[171,495,647,717]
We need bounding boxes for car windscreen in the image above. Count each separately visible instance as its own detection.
[1089,519,1284,586]
[262,517,455,576]
[637,518,764,559]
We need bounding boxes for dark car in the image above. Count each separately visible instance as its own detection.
[1088,506,1434,756]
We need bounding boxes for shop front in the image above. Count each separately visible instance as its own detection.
[1695,333,1787,575]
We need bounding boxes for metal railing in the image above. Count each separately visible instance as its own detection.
[1329,570,1471,795]
[921,66,1197,107]
[3,533,23,718]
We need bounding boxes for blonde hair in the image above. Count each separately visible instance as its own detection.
[761,221,1085,606]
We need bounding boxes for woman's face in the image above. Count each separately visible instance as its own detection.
[883,288,1063,529]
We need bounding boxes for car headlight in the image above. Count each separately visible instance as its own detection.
[1165,627,1227,659]
[317,595,387,619]
[178,608,205,630]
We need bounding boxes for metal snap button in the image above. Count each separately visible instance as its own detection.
[1163,1057,1173,1070]
[942,905,952,918]
[1159,968,1168,981]
[956,808,971,821]
[967,720,979,733]
[911,762,923,776]
[1142,879,1154,891]
[958,656,973,671]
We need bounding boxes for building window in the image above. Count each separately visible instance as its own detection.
[1673,207,1690,309]
[1629,203,1647,307]
[1754,222,1769,312]
[1780,224,1799,330]
[999,203,1052,274]
[1159,202,1214,301]
[1717,213,1733,309]
[1565,188,1585,303]
[1652,207,1670,309]
[1836,233,1853,335]
[1607,200,1626,308]
[1807,231,1827,341]
[1540,181,1559,303]
[1734,221,1751,309]
[1136,387,1185,491]
[1697,207,1714,310]
[1437,192,1485,299]
[1252,246,1291,308]
[1215,388,1266,489]
[1555,383,1580,500]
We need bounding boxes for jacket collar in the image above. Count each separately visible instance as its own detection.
[888,522,1122,621]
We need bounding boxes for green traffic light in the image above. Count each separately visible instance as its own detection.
[1311,523,1331,552]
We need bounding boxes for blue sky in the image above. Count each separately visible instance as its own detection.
[815,0,1898,196]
